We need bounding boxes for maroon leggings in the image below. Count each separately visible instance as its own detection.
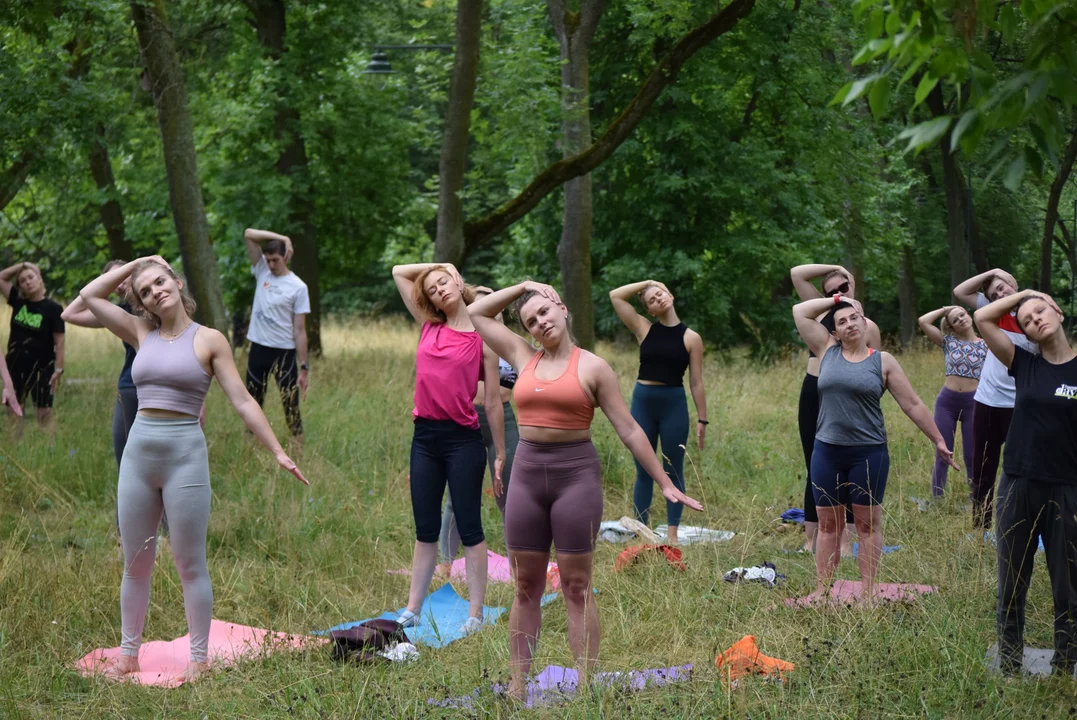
[505,438,603,554]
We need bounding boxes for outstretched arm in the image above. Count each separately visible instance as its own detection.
[917,307,949,348]
[686,330,707,450]
[468,282,551,370]
[205,329,308,485]
[0,354,23,417]
[392,262,461,325]
[883,353,959,471]
[973,289,1036,369]
[793,296,842,357]
[608,280,657,342]
[953,268,1015,308]
[244,228,292,265]
[790,264,846,301]
[482,346,506,494]
[593,359,703,512]
[79,259,159,348]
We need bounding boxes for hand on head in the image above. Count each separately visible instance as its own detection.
[522,281,562,307]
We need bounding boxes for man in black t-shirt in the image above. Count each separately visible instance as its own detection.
[975,289,1077,677]
[0,262,65,431]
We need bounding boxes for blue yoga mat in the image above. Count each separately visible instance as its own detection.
[316,584,561,648]
[851,543,901,558]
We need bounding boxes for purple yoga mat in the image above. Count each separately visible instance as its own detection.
[428,664,694,709]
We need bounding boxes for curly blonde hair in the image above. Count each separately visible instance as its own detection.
[411,265,478,323]
[126,260,198,329]
[941,307,965,336]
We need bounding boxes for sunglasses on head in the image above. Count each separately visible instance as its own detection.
[825,281,850,296]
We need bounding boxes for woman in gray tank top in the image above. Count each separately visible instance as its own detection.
[793,295,957,605]
[79,256,309,684]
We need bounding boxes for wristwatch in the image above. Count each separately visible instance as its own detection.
[300,363,310,371]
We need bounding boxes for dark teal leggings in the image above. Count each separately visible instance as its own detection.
[631,382,689,527]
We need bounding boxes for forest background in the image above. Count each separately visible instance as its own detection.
[2,0,1076,356]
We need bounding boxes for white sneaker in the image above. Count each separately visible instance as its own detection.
[460,616,483,636]
[397,610,420,628]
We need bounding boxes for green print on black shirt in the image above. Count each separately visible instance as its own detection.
[14,305,44,330]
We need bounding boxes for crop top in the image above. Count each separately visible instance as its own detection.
[942,335,987,380]
[514,346,595,430]
[131,323,212,417]
[638,323,690,385]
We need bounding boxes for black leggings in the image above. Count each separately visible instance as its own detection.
[410,418,486,546]
[798,374,853,524]
[7,352,54,409]
[245,342,302,435]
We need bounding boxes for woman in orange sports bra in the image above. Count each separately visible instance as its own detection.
[469,280,703,700]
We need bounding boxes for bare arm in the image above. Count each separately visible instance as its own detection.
[482,345,506,493]
[686,330,707,450]
[244,228,292,265]
[866,318,882,349]
[205,329,308,485]
[50,332,65,393]
[882,353,959,470]
[608,280,655,342]
[293,313,309,398]
[592,359,703,511]
[0,262,27,300]
[953,268,1016,308]
[467,282,545,370]
[793,296,841,357]
[60,295,105,328]
[79,259,156,348]
[917,307,949,348]
[790,264,846,301]
[392,262,460,325]
[973,289,1034,369]
[0,354,22,417]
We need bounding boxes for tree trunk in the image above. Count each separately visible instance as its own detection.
[88,125,134,261]
[550,0,607,350]
[1040,126,1077,292]
[462,0,755,256]
[898,243,918,348]
[131,0,228,332]
[924,84,982,291]
[246,0,323,355]
[433,0,483,266]
[0,149,35,212]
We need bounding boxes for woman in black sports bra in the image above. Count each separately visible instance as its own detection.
[790,264,881,554]
[609,280,707,545]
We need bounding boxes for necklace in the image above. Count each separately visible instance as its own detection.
[160,321,192,344]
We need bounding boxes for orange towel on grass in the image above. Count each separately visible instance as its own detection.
[715,635,794,683]
[613,544,686,572]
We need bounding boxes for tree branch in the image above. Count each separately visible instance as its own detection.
[0,149,36,213]
[462,0,756,255]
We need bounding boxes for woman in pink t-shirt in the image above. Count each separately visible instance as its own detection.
[391,263,506,635]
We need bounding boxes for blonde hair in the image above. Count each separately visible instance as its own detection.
[636,282,659,303]
[411,265,477,323]
[126,260,198,328]
[941,307,964,335]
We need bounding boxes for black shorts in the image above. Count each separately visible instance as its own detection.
[7,353,54,409]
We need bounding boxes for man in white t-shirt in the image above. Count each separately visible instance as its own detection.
[954,268,1038,529]
[243,228,310,440]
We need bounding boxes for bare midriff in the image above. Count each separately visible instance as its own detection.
[518,425,591,444]
[943,376,979,393]
[138,407,197,420]
[637,379,672,386]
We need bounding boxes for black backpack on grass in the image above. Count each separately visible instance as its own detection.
[329,619,410,664]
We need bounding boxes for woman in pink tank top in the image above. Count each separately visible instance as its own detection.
[469,279,703,700]
[79,256,308,684]
[391,262,505,635]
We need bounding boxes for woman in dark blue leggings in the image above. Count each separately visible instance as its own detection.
[610,280,707,545]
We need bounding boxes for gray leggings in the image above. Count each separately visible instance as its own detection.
[118,415,212,663]
[440,402,518,562]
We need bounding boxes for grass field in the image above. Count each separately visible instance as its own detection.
[1,317,1073,718]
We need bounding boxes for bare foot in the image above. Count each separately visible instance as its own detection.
[105,654,140,678]
[181,660,208,683]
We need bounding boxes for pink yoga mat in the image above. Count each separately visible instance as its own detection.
[785,580,936,608]
[389,551,561,590]
[75,619,319,687]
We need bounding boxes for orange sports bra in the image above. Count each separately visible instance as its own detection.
[514,346,595,430]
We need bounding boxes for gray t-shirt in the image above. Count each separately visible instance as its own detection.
[816,344,887,446]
